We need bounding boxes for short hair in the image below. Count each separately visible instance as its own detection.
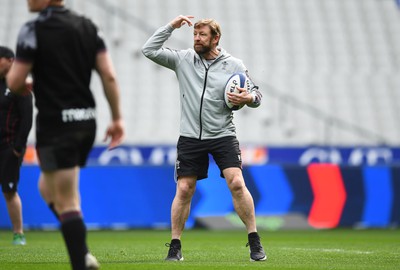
[194,19,221,44]
[0,46,14,59]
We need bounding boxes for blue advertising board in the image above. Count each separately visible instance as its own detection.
[0,164,399,230]
[22,145,400,167]
[84,145,400,166]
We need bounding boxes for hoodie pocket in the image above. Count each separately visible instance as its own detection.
[202,98,232,134]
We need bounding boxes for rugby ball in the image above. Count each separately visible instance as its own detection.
[224,72,251,110]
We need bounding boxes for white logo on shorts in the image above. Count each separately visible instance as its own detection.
[8,182,14,189]
[62,108,96,122]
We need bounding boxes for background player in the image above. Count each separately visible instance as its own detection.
[0,46,33,246]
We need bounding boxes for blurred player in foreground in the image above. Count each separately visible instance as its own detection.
[142,15,266,262]
[0,46,33,246]
[7,0,124,269]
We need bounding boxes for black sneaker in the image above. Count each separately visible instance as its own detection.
[165,243,184,261]
[246,237,267,262]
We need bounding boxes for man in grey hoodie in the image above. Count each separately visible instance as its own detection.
[142,15,266,262]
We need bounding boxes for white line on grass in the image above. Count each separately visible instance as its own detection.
[278,247,374,255]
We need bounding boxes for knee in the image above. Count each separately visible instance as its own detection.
[177,180,196,200]
[228,175,245,194]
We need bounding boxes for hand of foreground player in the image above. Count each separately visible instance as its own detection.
[169,15,194,29]
[25,77,33,92]
[104,119,125,149]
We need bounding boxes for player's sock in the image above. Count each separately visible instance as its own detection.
[171,238,181,248]
[48,202,60,220]
[248,232,260,239]
[52,205,89,254]
[60,211,88,270]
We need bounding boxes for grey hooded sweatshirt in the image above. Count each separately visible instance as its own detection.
[142,24,262,140]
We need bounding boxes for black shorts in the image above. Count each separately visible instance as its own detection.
[36,122,96,171]
[175,136,242,181]
[0,146,24,193]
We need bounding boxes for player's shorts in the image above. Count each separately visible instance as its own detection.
[36,122,96,171]
[175,135,242,181]
[0,146,24,193]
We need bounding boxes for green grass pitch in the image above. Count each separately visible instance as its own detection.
[0,229,399,269]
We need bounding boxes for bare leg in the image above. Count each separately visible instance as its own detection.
[165,176,197,261]
[38,173,59,218]
[38,173,53,204]
[224,168,266,261]
[223,167,257,233]
[3,192,23,234]
[171,176,197,239]
[42,167,81,214]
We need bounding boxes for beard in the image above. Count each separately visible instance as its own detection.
[194,43,212,55]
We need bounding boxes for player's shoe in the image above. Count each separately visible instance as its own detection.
[12,233,26,245]
[246,237,267,262]
[85,253,100,270]
[165,243,184,261]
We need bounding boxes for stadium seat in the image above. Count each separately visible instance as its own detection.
[1,0,399,145]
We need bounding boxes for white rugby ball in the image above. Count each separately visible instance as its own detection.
[224,72,250,110]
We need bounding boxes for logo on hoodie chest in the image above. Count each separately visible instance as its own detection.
[221,61,228,70]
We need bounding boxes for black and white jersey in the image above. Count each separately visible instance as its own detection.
[15,6,106,133]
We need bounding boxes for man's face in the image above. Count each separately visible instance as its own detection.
[193,25,218,55]
[27,0,51,12]
[0,57,13,78]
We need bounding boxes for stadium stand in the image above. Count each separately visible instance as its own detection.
[0,0,399,146]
